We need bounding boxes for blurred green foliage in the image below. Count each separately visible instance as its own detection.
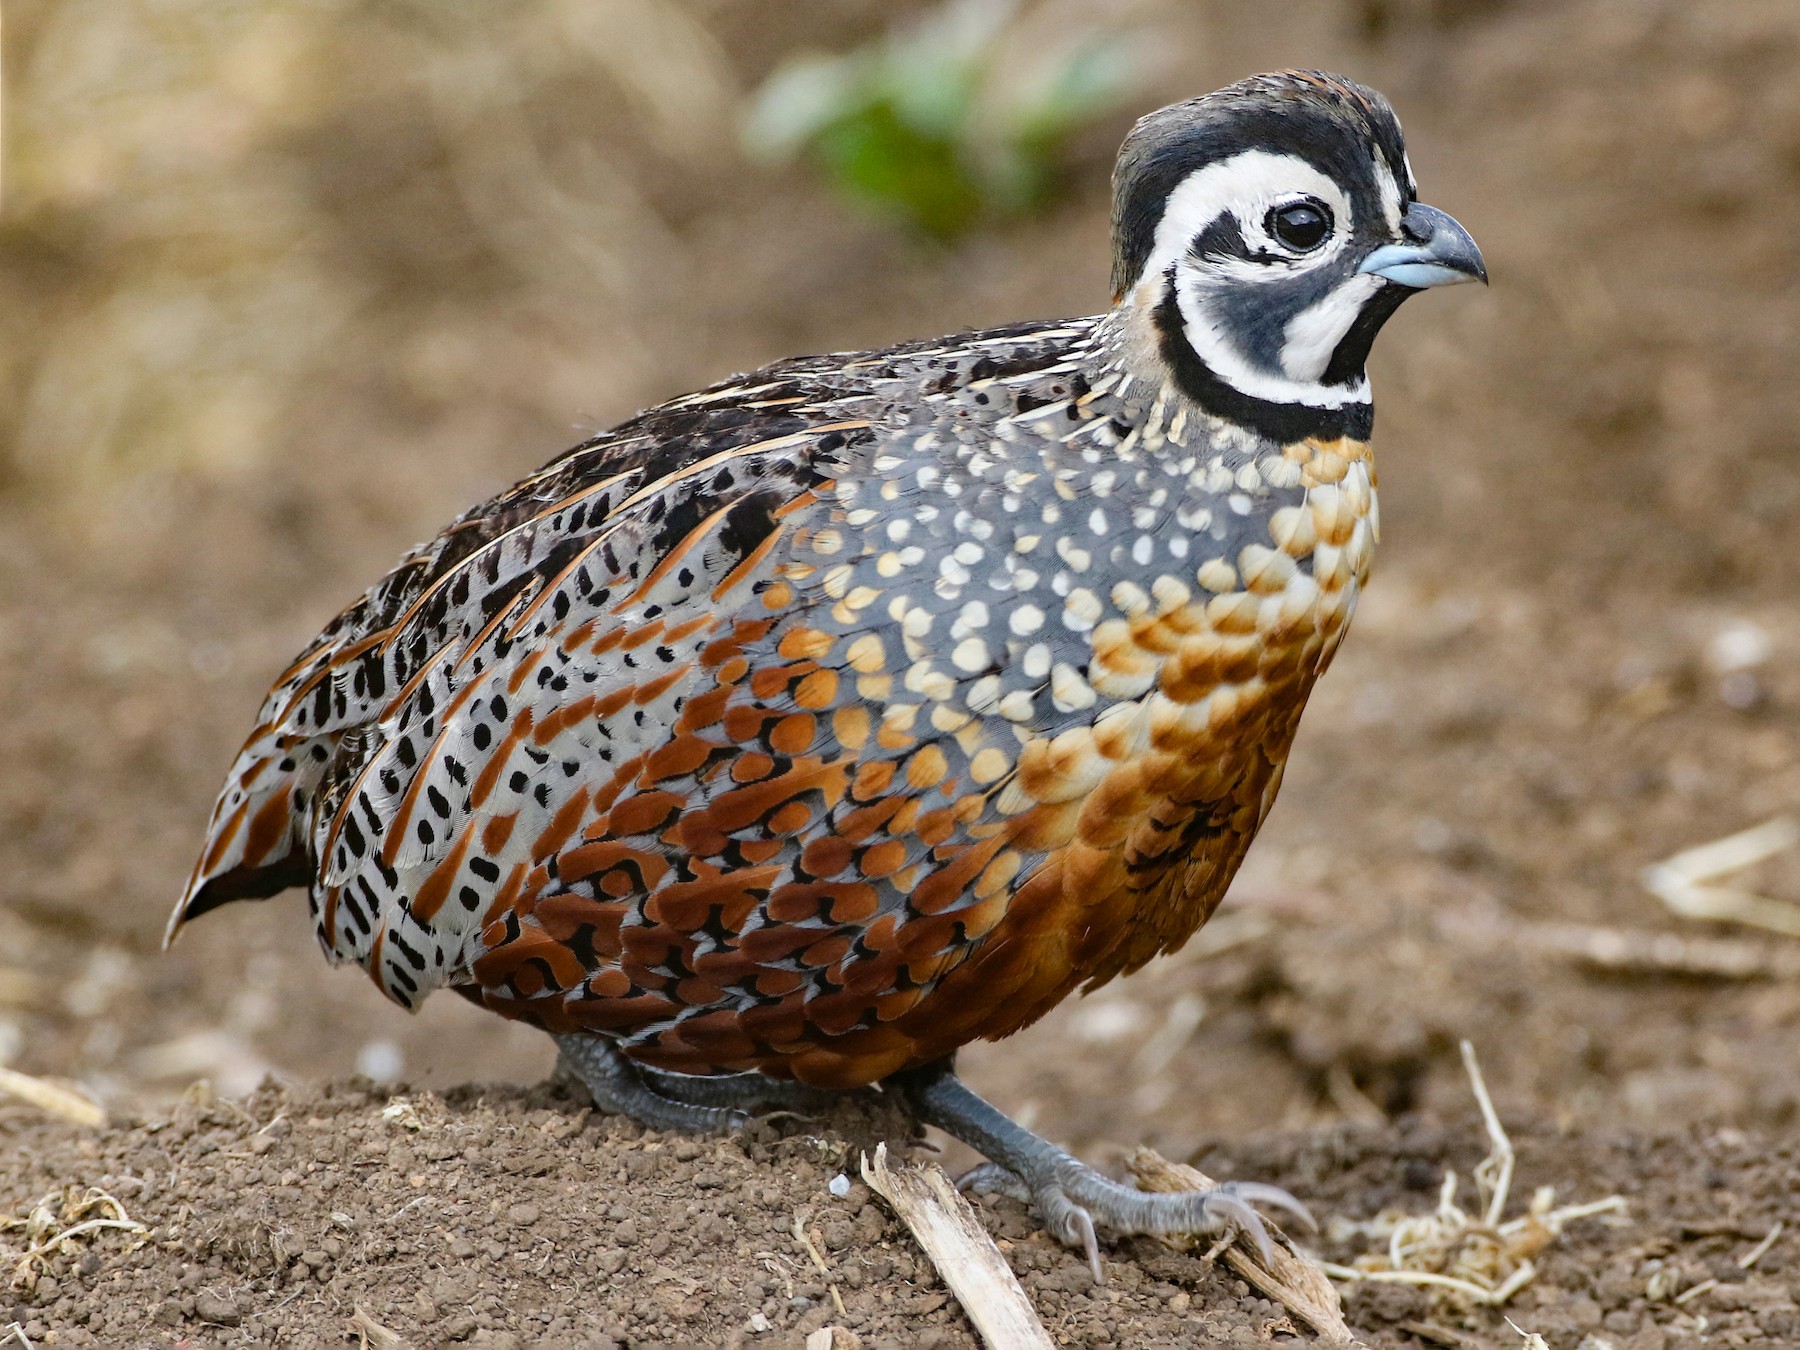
[744,0,1136,240]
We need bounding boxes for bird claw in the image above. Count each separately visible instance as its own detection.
[1221,1180,1316,1233]
[955,1163,1107,1284]
[1197,1185,1277,1264]
[1071,1205,1103,1285]
[955,1162,1033,1204]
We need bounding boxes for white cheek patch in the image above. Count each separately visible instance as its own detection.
[1175,270,1371,410]
[1279,273,1384,382]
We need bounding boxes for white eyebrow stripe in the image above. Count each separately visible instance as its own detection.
[1372,154,1405,232]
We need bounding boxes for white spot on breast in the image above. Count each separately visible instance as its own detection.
[966,675,1002,712]
[1010,604,1045,636]
[998,689,1036,721]
[1050,663,1098,713]
[952,637,991,673]
[1110,581,1150,615]
[1063,587,1103,631]
[1055,537,1092,572]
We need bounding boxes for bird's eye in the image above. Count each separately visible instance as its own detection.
[1266,200,1332,252]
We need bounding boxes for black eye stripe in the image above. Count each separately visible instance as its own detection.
[1185,212,1252,262]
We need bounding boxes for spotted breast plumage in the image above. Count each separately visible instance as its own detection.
[170,70,1484,1274]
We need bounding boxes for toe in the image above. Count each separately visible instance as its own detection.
[955,1162,1033,1204]
[1071,1206,1104,1285]
[1203,1189,1275,1262]
[1221,1180,1315,1232]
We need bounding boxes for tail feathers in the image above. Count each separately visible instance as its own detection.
[164,854,313,945]
[165,742,325,948]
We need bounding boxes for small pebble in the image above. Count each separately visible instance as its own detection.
[194,1293,242,1326]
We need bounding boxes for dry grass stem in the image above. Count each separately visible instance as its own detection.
[1674,1277,1718,1304]
[790,1210,849,1317]
[1643,817,1800,937]
[1737,1221,1783,1269]
[2,1186,147,1292]
[1504,1317,1550,1349]
[1521,920,1800,980]
[860,1143,1053,1350]
[1124,1149,1359,1343]
[0,1067,104,1128]
[1321,1041,1626,1306]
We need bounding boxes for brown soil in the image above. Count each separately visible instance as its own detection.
[5,0,1800,1345]
[8,1083,1800,1349]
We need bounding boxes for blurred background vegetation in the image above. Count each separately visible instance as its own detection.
[0,0,1148,494]
[745,0,1138,238]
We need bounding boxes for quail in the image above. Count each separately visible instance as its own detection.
[169,71,1485,1275]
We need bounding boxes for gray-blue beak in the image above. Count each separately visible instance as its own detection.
[1358,202,1487,289]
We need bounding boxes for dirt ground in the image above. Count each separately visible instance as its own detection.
[4,0,1800,1344]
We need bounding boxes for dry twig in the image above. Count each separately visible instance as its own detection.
[348,1304,408,1348]
[1519,920,1800,981]
[861,1143,1052,1350]
[1643,817,1800,937]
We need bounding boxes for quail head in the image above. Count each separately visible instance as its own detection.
[170,70,1484,1278]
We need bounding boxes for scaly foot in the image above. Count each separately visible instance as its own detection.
[893,1058,1312,1282]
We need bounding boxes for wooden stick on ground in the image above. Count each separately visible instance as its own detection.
[861,1143,1053,1350]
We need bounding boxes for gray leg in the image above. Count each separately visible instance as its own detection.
[893,1059,1312,1282]
[639,1066,842,1114]
[554,1034,747,1134]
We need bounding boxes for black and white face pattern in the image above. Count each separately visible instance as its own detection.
[1111,72,1485,442]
